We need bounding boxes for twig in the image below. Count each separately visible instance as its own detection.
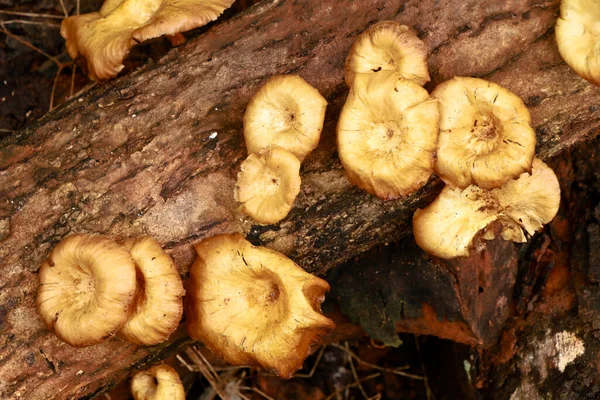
[325,373,381,400]
[69,63,77,97]
[49,65,65,110]
[0,20,61,28]
[330,343,423,380]
[57,0,69,17]
[184,347,227,398]
[76,0,80,16]
[295,345,326,378]
[0,10,64,19]
[415,336,434,400]
[0,25,60,65]
[345,342,369,399]
[0,129,16,133]
[239,386,276,400]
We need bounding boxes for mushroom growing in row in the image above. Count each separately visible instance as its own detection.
[186,233,335,378]
[337,71,439,200]
[131,364,185,400]
[61,0,236,80]
[413,158,560,259]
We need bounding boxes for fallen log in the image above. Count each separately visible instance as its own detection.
[1,0,599,398]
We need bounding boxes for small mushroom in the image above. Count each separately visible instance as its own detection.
[131,364,185,400]
[555,0,600,86]
[186,234,335,378]
[243,75,328,161]
[413,158,560,259]
[117,236,185,346]
[234,145,301,225]
[36,234,136,347]
[432,76,536,190]
[61,0,236,80]
[345,21,430,87]
[337,71,439,200]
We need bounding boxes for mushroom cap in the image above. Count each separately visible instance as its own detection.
[234,146,302,225]
[337,71,439,200]
[555,0,600,86]
[345,21,430,87]
[60,0,235,80]
[432,76,536,190]
[131,364,185,400]
[117,236,185,346]
[186,234,335,378]
[243,75,328,161]
[36,234,137,347]
[413,158,560,259]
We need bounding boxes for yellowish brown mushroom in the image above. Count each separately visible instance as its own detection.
[186,234,335,378]
[131,364,185,400]
[413,158,560,259]
[234,146,301,225]
[337,71,439,200]
[555,0,600,86]
[61,0,236,80]
[36,234,136,347]
[432,76,536,190]
[117,236,185,346]
[243,75,328,161]
[345,21,430,87]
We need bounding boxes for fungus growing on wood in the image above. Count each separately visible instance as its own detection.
[234,146,301,225]
[131,364,185,400]
[413,158,561,259]
[345,21,430,87]
[243,75,328,161]
[36,234,136,347]
[117,236,185,346]
[186,234,335,378]
[432,76,536,190]
[555,0,600,86]
[61,0,236,80]
[337,71,439,200]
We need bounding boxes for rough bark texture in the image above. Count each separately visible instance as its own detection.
[1,0,599,398]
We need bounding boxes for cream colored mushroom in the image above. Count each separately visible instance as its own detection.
[345,21,430,87]
[555,0,600,86]
[432,76,536,190]
[117,236,185,346]
[36,234,136,347]
[186,234,335,378]
[337,71,439,200]
[61,0,236,80]
[131,364,185,400]
[413,158,560,259]
[243,75,328,161]
[234,146,301,225]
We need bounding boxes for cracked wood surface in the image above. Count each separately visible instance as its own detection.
[1,0,599,398]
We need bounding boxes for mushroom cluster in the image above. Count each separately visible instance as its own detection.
[37,234,184,347]
[61,0,236,80]
[131,364,185,400]
[186,233,335,378]
[235,74,328,224]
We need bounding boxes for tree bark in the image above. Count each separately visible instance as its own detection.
[0,0,599,398]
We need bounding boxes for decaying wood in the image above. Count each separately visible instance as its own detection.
[1,0,599,398]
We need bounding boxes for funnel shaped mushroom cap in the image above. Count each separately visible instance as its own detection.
[337,71,439,200]
[117,236,185,346]
[432,77,536,190]
[36,234,136,347]
[234,146,302,225]
[131,364,185,400]
[556,0,600,86]
[345,21,430,87]
[243,75,328,161]
[60,0,235,80]
[413,159,560,259]
[186,234,335,378]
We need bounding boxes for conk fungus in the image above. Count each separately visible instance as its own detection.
[131,364,185,400]
[243,75,328,161]
[556,0,600,86]
[413,158,560,259]
[186,234,335,378]
[234,146,302,225]
[118,236,185,346]
[432,77,536,190]
[37,234,136,347]
[61,0,236,80]
[345,21,430,87]
[337,71,439,200]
